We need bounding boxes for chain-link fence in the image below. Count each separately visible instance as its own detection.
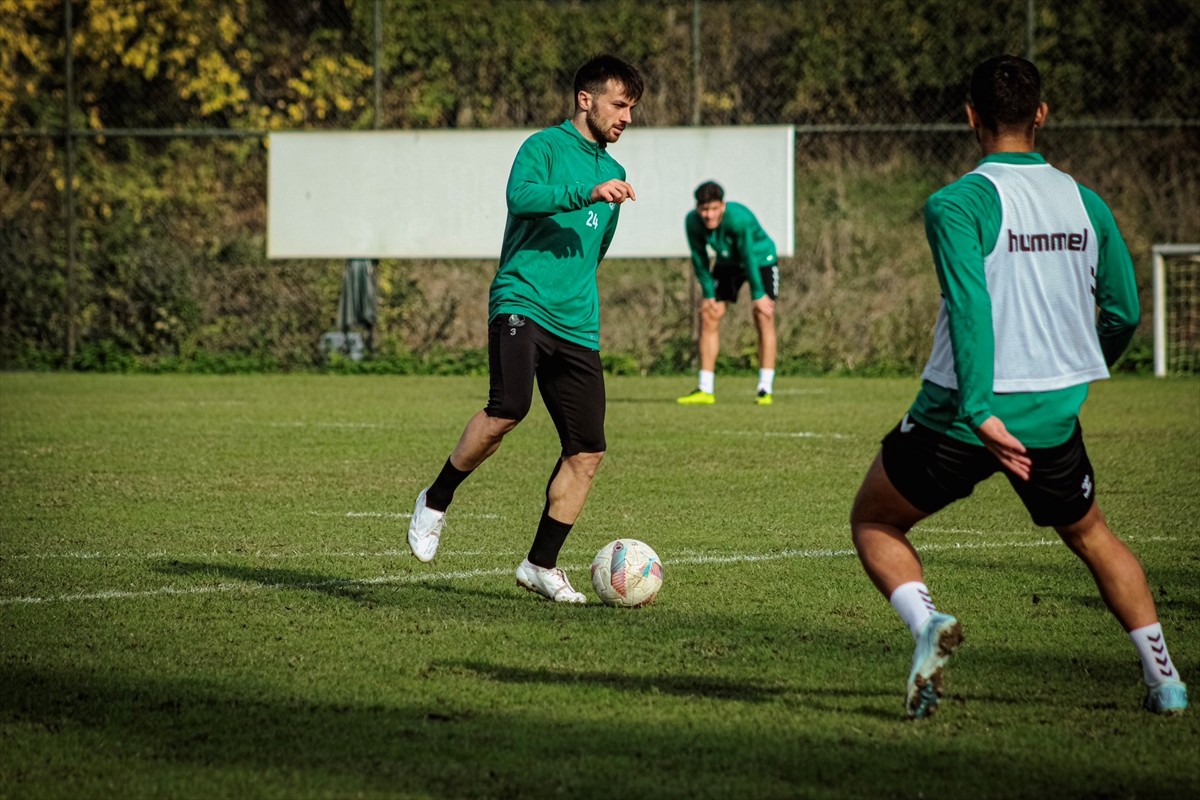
[2,0,1198,373]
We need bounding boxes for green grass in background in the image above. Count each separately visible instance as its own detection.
[1,373,1197,799]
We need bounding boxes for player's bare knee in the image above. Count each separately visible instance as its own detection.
[1053,502,1107,550]
[496,416,521,435]
[850,459,923,534]
[848,497,872,529]
[850,491,889,531]
[485,400,531,427]
[565,450,605,480]
[850,508,914,537]
[482,413,522,438]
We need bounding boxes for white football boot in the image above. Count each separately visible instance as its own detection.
[407,488,445,563]
[515,559,587,603]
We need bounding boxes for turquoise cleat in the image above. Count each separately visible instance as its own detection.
[906,612,964,719]
[1143,680,1188,716]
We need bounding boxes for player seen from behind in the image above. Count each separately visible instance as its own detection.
[849,55,1187,719]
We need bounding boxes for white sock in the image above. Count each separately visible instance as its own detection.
[889,581,936,639]
[698,370,715,394]
[757,368,775,393]
[1130,623,1180,685]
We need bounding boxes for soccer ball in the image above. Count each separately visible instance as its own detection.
[590,538,663,607]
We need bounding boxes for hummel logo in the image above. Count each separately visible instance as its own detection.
[900,414,915,434]
[1081,474,1093,499]
[918,588,935,611]
[1147,634,1174,676]
[507,314,525,328]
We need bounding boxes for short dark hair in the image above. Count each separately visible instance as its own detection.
[969,55,1041,132]
[694,181,724,204]
[574,54,644,103]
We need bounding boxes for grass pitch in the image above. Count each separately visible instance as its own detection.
[1,373,1197,799]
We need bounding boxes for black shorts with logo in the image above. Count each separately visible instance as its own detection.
[880,415,1096,527]
[713,263,778,303]
[485,314,606,455]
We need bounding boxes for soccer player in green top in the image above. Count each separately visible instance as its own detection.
[850,55,1187,718]
[677,181,779,405]
[406,55,643,604]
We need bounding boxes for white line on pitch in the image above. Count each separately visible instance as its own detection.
[715,430,851,439]
[0,567,513,605]
[3,548,491,561]
[0,535,1174,606]
[267,421,392,429]
[306,511,503,520]
[918,527,1032,536]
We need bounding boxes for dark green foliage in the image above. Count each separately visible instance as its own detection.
[1,1,1197,373]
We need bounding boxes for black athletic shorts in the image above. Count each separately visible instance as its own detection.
[713,263,778,303]
[880,415,1097,527]
[485,314,606,455]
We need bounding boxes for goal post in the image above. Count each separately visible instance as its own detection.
[1152,243,1200,377]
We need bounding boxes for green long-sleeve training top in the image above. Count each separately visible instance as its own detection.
[488,120,626,350]
[684,202,777,300]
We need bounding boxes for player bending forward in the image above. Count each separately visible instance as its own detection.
[677,181,780,406]
[850,55,1187,719]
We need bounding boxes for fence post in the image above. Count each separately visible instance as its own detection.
[64,0,77,364]
[688,0,702,355]
[374,0,383,129]
[691,0,701,126]
[1026,0,1035,60]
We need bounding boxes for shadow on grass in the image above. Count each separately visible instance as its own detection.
[153,560,392,602]
[445,659,789,702]
[3,662,1196,800]
[445,659,914,722]
[151,560,539,605]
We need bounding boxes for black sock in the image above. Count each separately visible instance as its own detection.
[528,510,573,569]
[425,458,471,511]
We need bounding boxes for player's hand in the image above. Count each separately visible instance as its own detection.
[591,179,636,204]
[976,415,1032,481]
[752,296,775,318]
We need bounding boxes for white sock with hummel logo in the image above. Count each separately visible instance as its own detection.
[889,581,937,639]
[1130,622,1179,686]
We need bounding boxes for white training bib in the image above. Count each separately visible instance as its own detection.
[922,161,1109,393]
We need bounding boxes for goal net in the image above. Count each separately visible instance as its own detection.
[1153,243,1200,376]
